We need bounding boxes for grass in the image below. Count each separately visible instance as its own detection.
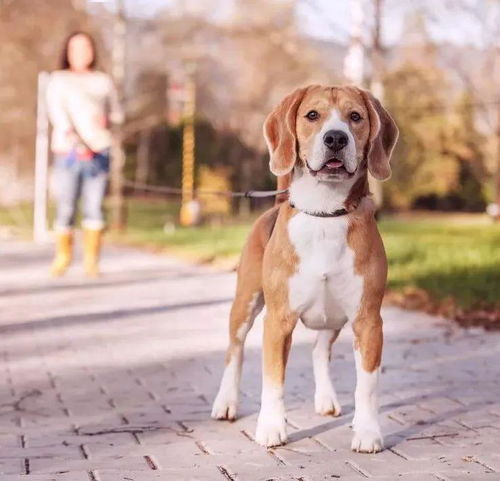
[1,199,499,312]
[110,198,252,261]
[380,216,500,311]
[0,203,34,234]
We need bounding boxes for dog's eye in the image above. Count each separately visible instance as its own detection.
[350,111,362,122]
[305,110,319,121]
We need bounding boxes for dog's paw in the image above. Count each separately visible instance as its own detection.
[314,387,342,416]
[211,391,238,421]
[255,414,287,447]
[351,428,384,453]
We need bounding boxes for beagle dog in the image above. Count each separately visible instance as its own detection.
[211,85,399,453]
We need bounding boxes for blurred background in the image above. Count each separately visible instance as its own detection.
[0,0,499,325]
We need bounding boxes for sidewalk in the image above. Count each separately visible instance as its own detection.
[0,240,499,480]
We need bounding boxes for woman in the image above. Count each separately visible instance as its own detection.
[47,31,123,277]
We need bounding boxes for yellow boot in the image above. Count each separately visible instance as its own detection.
[83,228,103,278]
[51,231,73,277]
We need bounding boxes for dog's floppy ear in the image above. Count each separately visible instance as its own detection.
[264,87,309,176]
[358,89,399,181]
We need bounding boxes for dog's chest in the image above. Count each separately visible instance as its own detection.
[287,213,363,329]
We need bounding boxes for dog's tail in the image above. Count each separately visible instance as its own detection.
[275,173,291,205]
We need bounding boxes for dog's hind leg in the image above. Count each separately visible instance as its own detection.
[313,329,342,416]
[211,217,273,420]
[211,286,263,420]
[212,207,279,421]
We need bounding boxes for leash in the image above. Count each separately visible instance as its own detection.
[127,181,352,216]
[125,180,288,199]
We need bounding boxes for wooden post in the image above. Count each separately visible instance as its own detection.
[110,0,127,230]
[33,71,50,243]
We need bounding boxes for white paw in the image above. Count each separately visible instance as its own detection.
[351,428,384,453]
[211,390,238,421]
[255,413,287,447]
[314,387,342,416]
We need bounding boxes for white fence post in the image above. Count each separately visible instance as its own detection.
[33,71,50,243]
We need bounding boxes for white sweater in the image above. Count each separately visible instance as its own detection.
[46,70,123,154]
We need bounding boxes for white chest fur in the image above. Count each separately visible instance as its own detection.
[287,213,363,330]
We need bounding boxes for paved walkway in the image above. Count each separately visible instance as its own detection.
[1,239,499,481]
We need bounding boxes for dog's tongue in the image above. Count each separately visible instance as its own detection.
[326,159,343,168]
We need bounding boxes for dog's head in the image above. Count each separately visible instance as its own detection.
[264,85,399,182]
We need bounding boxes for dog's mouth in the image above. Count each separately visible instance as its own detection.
[318,158,347,174]
[305,158,355,178]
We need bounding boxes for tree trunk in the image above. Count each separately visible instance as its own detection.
[368,0,384,209]
[135,129,151,187]
[343,0,364,85]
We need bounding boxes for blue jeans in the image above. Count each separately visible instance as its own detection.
[53,150,110,231]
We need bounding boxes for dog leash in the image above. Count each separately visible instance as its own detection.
[127,181,350,217]
[125,181,288,199]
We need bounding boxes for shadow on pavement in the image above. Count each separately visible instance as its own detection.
[0,297,233,334]
[0,268,223,298]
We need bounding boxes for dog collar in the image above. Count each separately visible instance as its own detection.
[289,202,348,218]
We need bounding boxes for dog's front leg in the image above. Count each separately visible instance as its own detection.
[255,311,297,447]
[351,314,383,453]
[313,329,342,416]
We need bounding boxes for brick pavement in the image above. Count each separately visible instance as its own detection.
[1,239,499,480]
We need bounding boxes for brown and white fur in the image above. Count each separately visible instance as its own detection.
[211,85,399,453]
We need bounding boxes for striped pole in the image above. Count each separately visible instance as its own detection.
[180,64,197,226]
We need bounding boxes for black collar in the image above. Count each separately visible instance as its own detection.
[289,202,348,218]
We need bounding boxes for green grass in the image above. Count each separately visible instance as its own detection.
[379,216,500,310]
[1,199,499,311]
[0,203,33,235]
[113,198,251,261]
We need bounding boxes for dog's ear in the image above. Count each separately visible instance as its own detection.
[264,87,309,176]
[358,89,399,181]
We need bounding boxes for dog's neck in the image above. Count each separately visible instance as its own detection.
[288,167,369,215]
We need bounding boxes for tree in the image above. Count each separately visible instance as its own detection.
[440,93,487,211]
[383,64,456,209]
[384,64,488,211]
[421,0,499,215]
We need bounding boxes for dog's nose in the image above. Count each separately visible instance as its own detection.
[323,130,349,151]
